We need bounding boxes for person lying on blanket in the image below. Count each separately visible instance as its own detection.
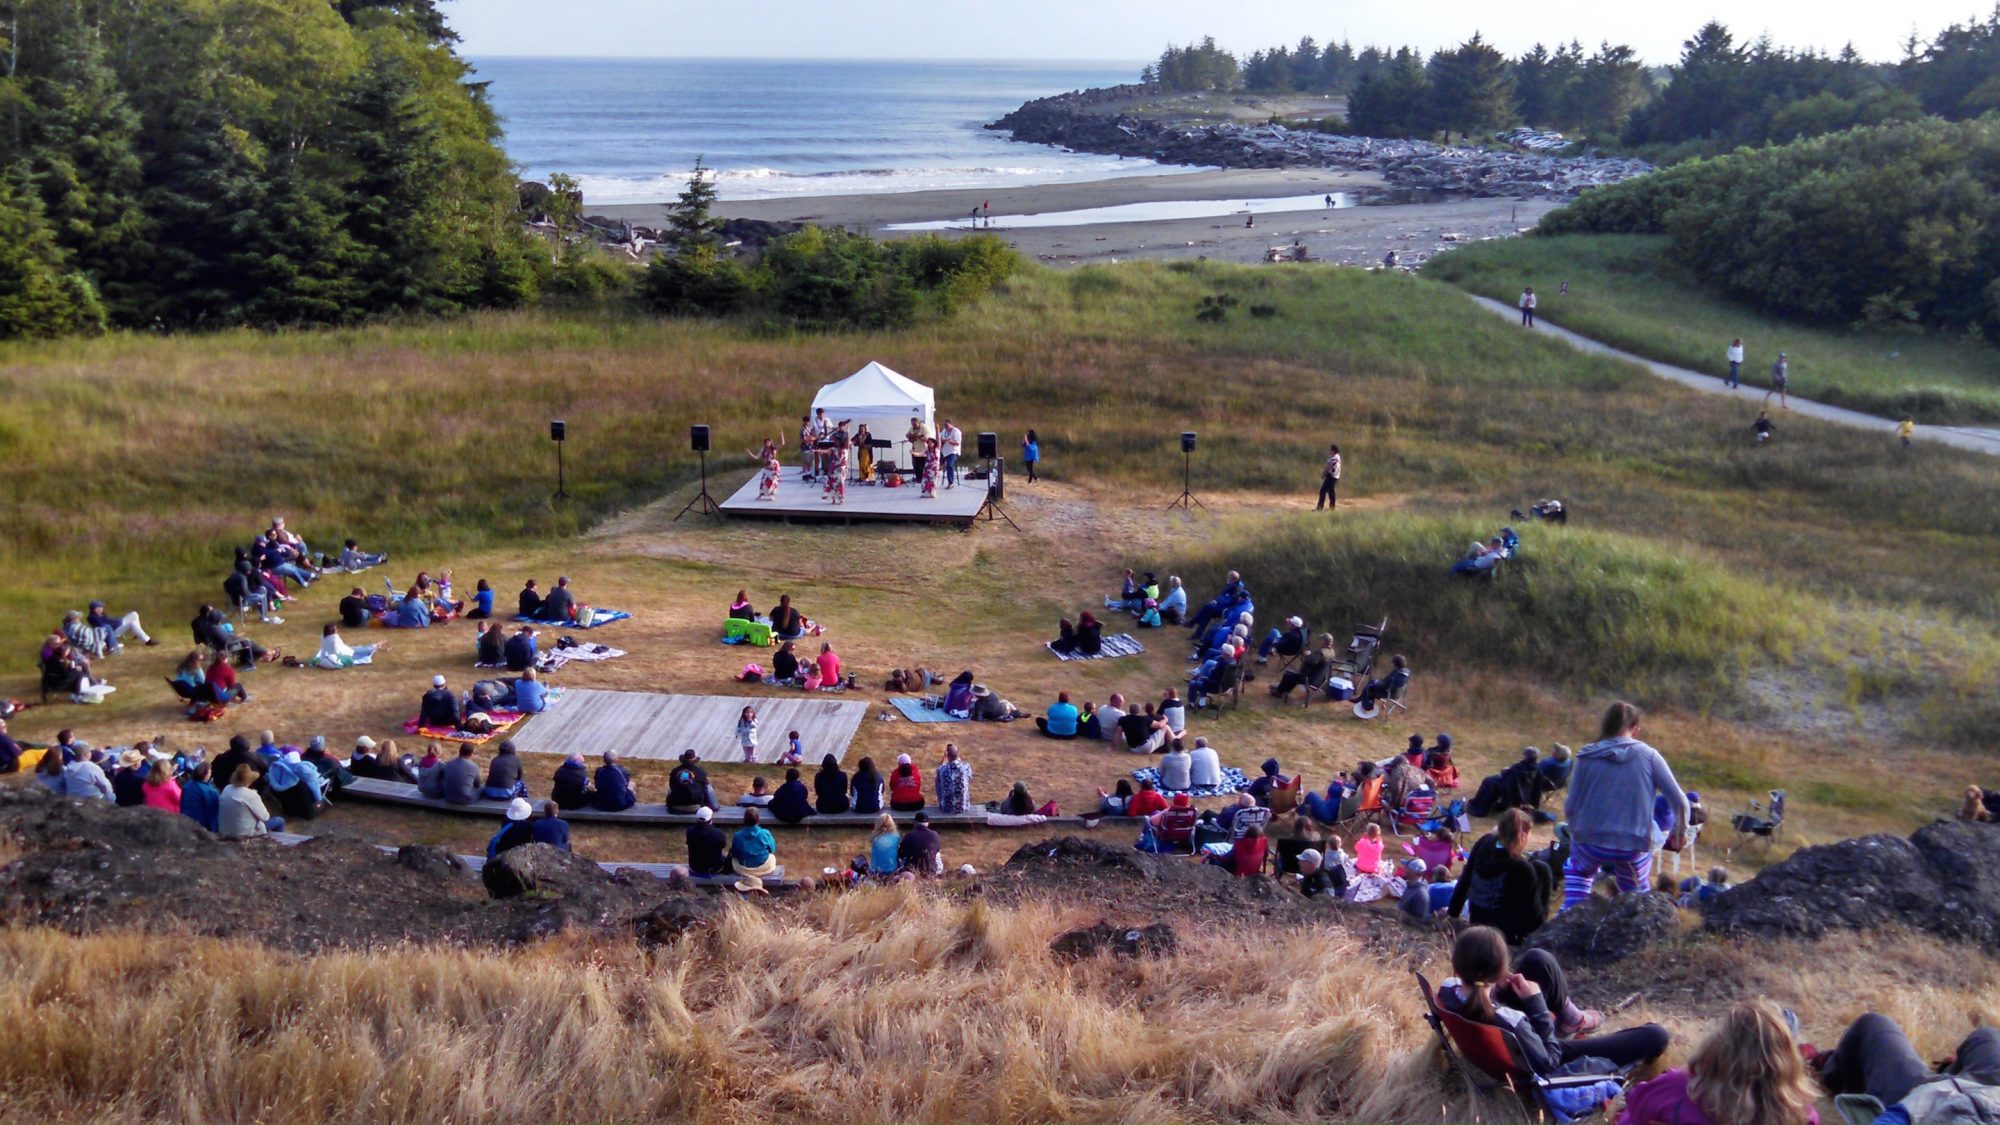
[312,623,381,669]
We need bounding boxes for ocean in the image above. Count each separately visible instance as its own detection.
[472,57,1167,206]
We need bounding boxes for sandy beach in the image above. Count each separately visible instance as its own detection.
[595,168,1560,268]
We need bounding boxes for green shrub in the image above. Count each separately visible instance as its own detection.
[546,248,635,300]
[638,247,755,317]
[761,226,917,330]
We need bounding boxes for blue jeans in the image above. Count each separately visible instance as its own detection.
[1302,790,1341,823]
[1727,361,1740,387]
[1258,629,1296,659]
[943,452,959,485]
[273,562,314,586]
[481,781,527,800]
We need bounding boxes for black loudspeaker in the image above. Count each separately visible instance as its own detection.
[977,431,997,459]
[691,424,710,453]
[1181,431,1197,453]
[550,420,566,442]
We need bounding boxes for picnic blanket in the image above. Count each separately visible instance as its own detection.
[511,609,631,629]
[401,710,525,744]
[1047,633,1145,661]
[1129,765,1249,798]
[889,696,969,724]
[539,644,625,673]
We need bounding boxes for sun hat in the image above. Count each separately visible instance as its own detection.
[432,674,447,687]
[970,684,991,698]
[1287,616,1303,628]
[733,873,766,894]
[355,735,377,749]
[506,798,533,821]
[695,807,713,822]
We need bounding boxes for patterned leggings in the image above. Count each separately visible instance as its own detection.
[1561,839,1653,911]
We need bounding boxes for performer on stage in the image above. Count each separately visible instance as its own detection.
[920,436,941,498]
[759,443,782,501]
[854,423,875,483]
[823,422,851,505]
[905,417,926,470]
[797,415,817,482]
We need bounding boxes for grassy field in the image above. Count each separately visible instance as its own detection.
[1424,233,2000,424]
[6,260,2000,1122]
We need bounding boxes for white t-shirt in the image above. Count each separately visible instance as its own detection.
[939,425,961,455]
[1520,291,1537,309]
[1095,704,1126,738]
[1160,702,1187,735]
[1159,751,1192,791]
[1727,343,1744,363]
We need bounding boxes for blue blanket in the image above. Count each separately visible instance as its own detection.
[1047,633,1146,662]
[889,696,968,724]
[1130,765,1249,798]
[512,609,630,629]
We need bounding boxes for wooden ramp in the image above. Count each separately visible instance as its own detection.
[719,467,989,526]
[270,832,783,885]
[509,688,867,764]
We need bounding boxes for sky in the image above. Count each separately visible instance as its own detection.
[448,0,1988,65]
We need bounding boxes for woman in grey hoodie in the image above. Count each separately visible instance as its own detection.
[1560,701,1688,912]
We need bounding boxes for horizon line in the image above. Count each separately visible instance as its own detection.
[467,54,1151,65]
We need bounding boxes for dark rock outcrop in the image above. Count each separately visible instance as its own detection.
[1529,890,1680,965]
[395,844,467,881]
[1051,921,1179,961]
[482,842,612,899]
[1704,822,2000,949]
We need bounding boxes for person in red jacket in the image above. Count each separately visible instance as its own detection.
[1212,824,1267,876]
[1125,778,1169,818]
[887,753,925,811]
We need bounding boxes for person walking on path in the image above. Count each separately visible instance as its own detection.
[1898,416,1915,451]
[1764,352,1789,410]
[1726,338,1744,388]
[1317,444,1342,511]
[1519,286,1537,327]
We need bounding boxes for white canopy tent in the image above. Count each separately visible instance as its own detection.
[810,361,935,470]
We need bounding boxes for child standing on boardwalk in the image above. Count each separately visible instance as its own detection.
[737,705,759,763]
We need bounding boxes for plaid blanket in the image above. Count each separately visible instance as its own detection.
[1047,633,1146,661]
[1130,765,1249,798]
[510,609,631,629]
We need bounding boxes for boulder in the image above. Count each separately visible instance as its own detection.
[481,843,611,900]
[1704,823,2000,949]
[1050,921,1179,961]
[1529,890,1679,965]
[395,844,467,881]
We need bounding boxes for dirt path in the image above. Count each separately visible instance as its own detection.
[1465,293,2000,456]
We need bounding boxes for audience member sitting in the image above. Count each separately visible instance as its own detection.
[685,807,728,876]
[1448,808,1554,945]
[1158,740,1193,792]
[1036,691,1080,738]
[0,718,19,776]
[1148,792,1199,851]
[1297,847,1347,899]
[1210,824,1267,876]
[1187,736,1222,789]
[664,749,714,814]
[338,538,389,572]
[42,635,114,705]
[999,781,1053,817]
[1189,644,1243,709]
[394,585,432,628]
[1095,779,1136,815]
[729,589,756,621]
[537,576,577,623]
[768,640,801,685]
[481,740,527,800]
[1438,926,1668,1075]
[340,587,372,630]
[1125,778,1169,818]
[898,811,942,876]
[867,813,902,878]
[1423,736,1462,790]
[1109,568,1144,613]
[1467,746,1561,820]
[504,626,538,672]
[968,685,1021,722]
[1356,654,1411,709]
[737,776,773,807]
[814,755,850,815]
[430,744,478,806]
[1680,865,1732,907]
[768,594,806,639]
[1086,692,1126,740]
[218,763,280,838]
[1184,570,1248,634]
[513,667,548,714]
[518,579,544,620]
[110,748,147,806]
[1621,999,1818,1125]
[1450,537,1509,578]
[468,578,495,620]
[942,670,976,714]
[84,600,154,653]
[1814,1011,1999,1125]
[888,753,925,811]
[1116,702,1169,754]
[1256,615,1307,665]
[418,675,461,730]
[551,752,594,810]
[592,750,636,812]
[729,807,779,882]
[179,761,221,832]
[1275,813,1323,873]
[531,801,570,851]
[1538,743,1574,791]
[486,798,537,859]
[1248,758,1290,806]
[850,756,883,814]
[1072,612,1104,655]
[816,642,842,688]
[935,744,973,813]
[1156,575,1188,624]
[1383,750,1430,811]
[1158,688,1188,738]
[1512,498,1566,524]
[312,623,380,670]
[1269,634,1334,699]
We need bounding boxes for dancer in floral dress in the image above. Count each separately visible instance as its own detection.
[920,436,941,498]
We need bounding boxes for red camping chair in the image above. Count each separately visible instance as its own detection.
[1415,971,1627,1121]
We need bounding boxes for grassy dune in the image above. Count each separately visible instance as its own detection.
[1424,234,2000,423]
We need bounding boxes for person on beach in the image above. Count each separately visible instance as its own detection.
[1726,338,1744,387]
[1021,429,1040,483]
[1317,443,1342,511]
[1765,352,1789,410]
[1519,286,1537,327]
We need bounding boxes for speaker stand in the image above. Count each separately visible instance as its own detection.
[974,456,1019,530]
[1165,448,1205,511]
[553,441,569,501]
[673,450,721,522]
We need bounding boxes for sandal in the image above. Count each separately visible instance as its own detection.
[1559,1008,1605,1038]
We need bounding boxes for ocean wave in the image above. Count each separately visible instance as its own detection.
[565,159,1177,205]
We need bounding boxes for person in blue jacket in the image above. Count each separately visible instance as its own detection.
[592,750,636,812]
[178,760,221,832]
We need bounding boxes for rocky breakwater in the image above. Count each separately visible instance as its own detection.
[990,89,1651,201]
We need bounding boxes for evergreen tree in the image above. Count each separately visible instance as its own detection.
[1427,34,1516,135]
[1347,49,1433,137]
[666,156,721,251]
[0,171,104,338]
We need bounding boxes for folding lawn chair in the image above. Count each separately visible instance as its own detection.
[1416,971,1629,1121]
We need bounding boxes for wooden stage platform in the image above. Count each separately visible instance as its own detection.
[717,467,990,526]
[508,688,867,765]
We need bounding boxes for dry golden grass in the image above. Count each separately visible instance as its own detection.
[0,897,1995,1125]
